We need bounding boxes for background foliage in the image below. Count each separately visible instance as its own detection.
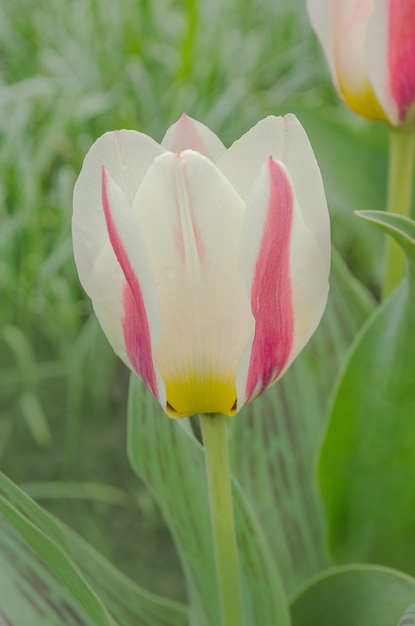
[0,0,406,614]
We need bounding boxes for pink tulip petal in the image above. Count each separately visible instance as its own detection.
[161,114,226,160]
[239,158,295,403]
[73,130,165,296]
[367,0,415,124]
[102,168,162,402]
[237,157,330,407]
[73,131,164,375]
[389,0,415,122]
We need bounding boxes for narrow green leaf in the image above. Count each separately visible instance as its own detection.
[128,377,291,626]
[356,210,415,269]
[62,524,188,626]
[0,514,96,626]
[0,472,188,626]
[0,472,72,552]
[319,276,415,573]
[229,248,375,594]
[0,495,112,626]
[290,564,415,626]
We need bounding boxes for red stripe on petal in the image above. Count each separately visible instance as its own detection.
[388,0,415,121]
[101,168,159,398]
[245,158,294,401]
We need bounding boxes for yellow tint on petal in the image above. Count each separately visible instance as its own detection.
[165,375,237,418]
[339,75,389,122]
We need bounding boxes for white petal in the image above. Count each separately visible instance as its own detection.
[365,1,395,121]
[307,0,341,91]
[88,241,129,362]
[307,0,374,93]
[217,115,330,252]
[132,149,253,416]
[161,114,226,160]
[73,130,165,296]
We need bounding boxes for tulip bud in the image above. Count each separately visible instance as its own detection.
[73,115,330,417]
[307,0,415,126]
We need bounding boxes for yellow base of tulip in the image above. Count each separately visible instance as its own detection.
[166,375,237,418]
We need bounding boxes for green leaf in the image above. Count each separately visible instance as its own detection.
[0,514,97,626]
[356,210,415,270]
[62,524,188,626]
[0,514,96,625]
[319,275,415,573]
[290,564,415,626]
[229,249,375,595]
[0,481,112,626]
[127,377,291,626]
[0,472,188,626]
[397,605,415,626]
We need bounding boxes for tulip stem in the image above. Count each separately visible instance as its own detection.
[383,126,415,298]
[200,413,244,626]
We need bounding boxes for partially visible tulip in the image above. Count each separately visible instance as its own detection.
[307,0,415,126]
[72,114,330,418]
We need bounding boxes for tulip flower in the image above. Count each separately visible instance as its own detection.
[307,0,415,126]
[72,114,330,418]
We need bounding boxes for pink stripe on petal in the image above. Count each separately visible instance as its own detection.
[101,168,159,398]
[245,158,294,400]
[388,0,415,121]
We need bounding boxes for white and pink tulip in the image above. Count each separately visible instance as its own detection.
[307,0,415,126]
[72,114,330,418]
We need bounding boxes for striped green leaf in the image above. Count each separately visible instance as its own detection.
[0,514,95,625]
[229,249,375,595]
[0,472,188,626]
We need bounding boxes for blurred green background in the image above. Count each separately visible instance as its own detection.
[0,0,390,602]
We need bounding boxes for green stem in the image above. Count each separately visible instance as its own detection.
[383,126,415,298]
[200,413,244,626]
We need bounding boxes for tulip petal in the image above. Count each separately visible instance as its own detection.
[217,115,330,251]
[366,0,415,125]
[307,0,341,91]
[101,168,164,403]
[161,114,226,160]
[72,129,166,402]
[73,130,165,296]
[308,0,387,121]
[132,150,253,417]
[237,158,330,406]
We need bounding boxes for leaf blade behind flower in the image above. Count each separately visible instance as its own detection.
[229,248,375,595]
[0,471,188,626]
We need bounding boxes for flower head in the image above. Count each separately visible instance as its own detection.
[307,0,415,126]
[72,114,330,417]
